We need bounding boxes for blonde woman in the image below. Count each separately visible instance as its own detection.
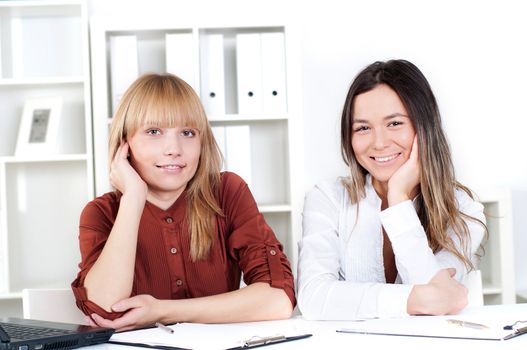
[72,73,294,331]
[298,59,486,320]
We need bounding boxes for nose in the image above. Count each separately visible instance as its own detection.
[372,128,389,150]
[163,135,182,156]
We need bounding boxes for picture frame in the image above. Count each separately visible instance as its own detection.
[15,96,63,156]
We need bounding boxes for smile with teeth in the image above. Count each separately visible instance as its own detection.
[371,153,400,163]
[157,164,184,169]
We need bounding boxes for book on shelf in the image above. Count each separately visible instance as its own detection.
[211,126,226,172]
[261,32,287,113]
[200,34,226,115]
[165,32,196,90]
[211,125,252,188]
[110,35,139,115]
[225,125,252,188]
[236,32,288,114]
[236,33,263,114]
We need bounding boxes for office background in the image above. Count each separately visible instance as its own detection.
[87,0,527,293]
[0,0,525,317]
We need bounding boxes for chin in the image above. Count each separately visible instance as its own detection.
[369,171,396,183]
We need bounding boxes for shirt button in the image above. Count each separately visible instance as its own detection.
[170,247,178,254]
[166,217,173,224]
[176,279,183,286]
[269,249,277,256]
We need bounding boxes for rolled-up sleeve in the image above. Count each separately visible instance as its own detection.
[71,198,125,320]
[222,173,296,307]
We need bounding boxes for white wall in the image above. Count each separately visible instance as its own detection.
[88,0,527,292]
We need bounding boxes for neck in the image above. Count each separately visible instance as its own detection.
[147,188,184,210]
[372,179,389,209]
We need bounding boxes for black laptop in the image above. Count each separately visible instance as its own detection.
[0,317,114,350]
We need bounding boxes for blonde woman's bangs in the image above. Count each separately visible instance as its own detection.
[124,76,207,138]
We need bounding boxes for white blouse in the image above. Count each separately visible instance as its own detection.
[297,176,485,320]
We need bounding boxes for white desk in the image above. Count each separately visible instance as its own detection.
[85,304,527,350]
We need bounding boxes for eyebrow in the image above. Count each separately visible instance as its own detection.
[352,113,409,124]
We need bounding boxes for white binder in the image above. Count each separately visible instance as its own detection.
[225,125,252,188]
[110,35,139,114]
[211,126,226,171]
[0,20,3,78]
[200,34,225,116]
[261,32,287,113]
[165,33,195,90]
[10,17,23,78]
[236,33,263,114]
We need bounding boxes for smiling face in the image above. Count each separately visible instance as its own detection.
[128,125,201,202]
[351,84,416,191]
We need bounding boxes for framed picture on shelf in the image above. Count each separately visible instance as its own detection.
[15,96,63,156]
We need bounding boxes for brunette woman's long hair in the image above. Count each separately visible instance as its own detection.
[340,60,486,269]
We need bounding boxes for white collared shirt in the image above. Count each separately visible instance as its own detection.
[297,176,486,320]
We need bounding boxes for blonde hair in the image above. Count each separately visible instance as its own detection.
[341,60,487,270]
[108,73,223,261]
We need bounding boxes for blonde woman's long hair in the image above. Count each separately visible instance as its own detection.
[340,60,486,270]
[108,73,223,261]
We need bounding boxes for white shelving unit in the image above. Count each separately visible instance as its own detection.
[476,187,516,305]
[0,0,92,317]
[90,18,304,273]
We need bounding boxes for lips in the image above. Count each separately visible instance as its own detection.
[156,164,185,169]
[370,153,400,163]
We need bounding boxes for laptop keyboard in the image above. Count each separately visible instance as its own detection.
[0,322,76,340]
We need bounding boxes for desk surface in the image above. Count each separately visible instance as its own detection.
[85,303,527,350]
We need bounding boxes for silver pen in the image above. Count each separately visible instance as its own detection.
[155,322,174,334]
[446,319,489,330]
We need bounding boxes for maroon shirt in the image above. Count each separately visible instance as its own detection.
[71,172,295,319]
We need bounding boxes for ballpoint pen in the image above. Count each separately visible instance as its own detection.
[446,319,489,330]
[155,322,175,334]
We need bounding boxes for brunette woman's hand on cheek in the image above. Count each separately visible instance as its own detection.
[387,136,420,207]
[89,295,166,332]
[109,142,147,200]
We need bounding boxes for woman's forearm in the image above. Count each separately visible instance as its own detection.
[84,193,145,311]
[158,282,293,324]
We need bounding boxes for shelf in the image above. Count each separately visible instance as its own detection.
[0,77,85,86]
[0,154,88,164]
[258,204,291,213]
[0,0,92,318]
[0,292,22,300]
[483,285,503,295]
[517,290,527,301]
[208,114,289,122]
[104,113,290,125]
[0,0,83,8]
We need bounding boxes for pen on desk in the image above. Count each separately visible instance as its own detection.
[446,319,489,330]
[155,322,174,334]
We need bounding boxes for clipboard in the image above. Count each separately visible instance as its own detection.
[109,321,311,349]
[336,317,527,341]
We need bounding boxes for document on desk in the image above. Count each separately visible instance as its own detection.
[337,315,527,341]
[110,319,310,350]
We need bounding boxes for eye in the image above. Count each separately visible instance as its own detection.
[388,121,403,127]
[181,129,196,137]
[353,125,370,133]
[146,128,161,135]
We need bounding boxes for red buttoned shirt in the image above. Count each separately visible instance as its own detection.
[71,172,295,319]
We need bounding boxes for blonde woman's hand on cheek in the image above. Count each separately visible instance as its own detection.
[387,136,420,206]
[109,142,147,199]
